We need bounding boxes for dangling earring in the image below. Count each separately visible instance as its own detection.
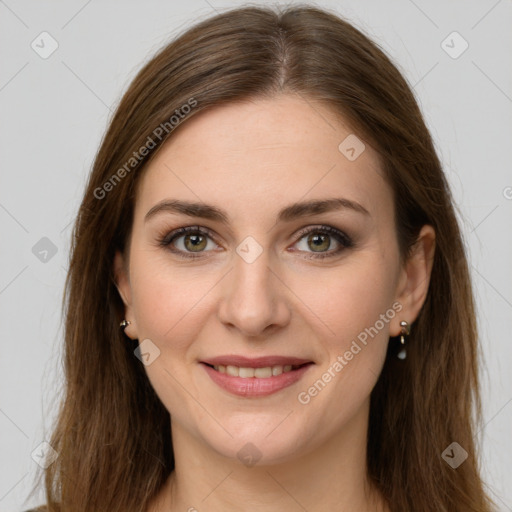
[120,319,131,330]
[397,320,410,360]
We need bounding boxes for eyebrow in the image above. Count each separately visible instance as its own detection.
[145,197,370,224]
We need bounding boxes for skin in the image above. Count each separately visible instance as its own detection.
[114,94,435,512]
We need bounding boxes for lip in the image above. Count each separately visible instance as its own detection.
[201,361,314,397]
[201,355,313,368]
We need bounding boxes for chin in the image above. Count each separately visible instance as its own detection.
[198,420,314,468]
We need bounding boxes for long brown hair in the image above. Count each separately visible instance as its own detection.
[30,5,494,511]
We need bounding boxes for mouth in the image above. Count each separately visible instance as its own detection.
[202,362,311,378]
[199,356,314,397]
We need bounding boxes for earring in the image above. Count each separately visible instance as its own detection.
[120,319,131,330]
[397,321,410,360]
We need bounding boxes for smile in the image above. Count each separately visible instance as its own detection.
[210,363,301,378]
[201,360,314,397]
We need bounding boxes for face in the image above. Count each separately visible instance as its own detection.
[115,94,431,465]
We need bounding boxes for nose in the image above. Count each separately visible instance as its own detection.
[217,246,291,338]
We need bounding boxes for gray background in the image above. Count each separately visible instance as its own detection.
[1,0,511,510]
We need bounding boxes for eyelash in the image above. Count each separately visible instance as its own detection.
[157,225,353,260]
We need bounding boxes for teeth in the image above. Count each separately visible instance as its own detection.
[226,365,239,377]
[212,364,299,378]
[272,365,283,376]
[239,367,255,378]
[254,367,272,378]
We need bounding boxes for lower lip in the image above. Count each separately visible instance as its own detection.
[201,363,313,397]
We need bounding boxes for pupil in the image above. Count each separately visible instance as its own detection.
[186,234,205,251]
[309,233,329,252]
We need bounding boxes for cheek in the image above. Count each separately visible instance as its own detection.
[128,252,212,420]
[302,255,398,344]
[130,242,398,351]
[296,254,397,402]
[129,250,211,349]
[294,266,396,424]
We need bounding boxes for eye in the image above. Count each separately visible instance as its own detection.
[158,226,219,259]
[158,224,353,260]
[292,225,353,259]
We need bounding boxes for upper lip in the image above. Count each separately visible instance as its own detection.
[201,355,314,368]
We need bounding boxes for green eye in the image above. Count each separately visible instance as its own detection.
[293,226,353,259]
[159,225,353,260]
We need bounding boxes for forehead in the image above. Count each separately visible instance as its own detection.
[135,94,390,223]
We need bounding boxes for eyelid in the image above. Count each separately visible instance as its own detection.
[293,225,353,247]
[288,225,353,260]
[158,224,353,260]
[159,225,218,244]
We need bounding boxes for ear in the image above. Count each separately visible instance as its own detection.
[114,250,137,339]
[391,225,436,335]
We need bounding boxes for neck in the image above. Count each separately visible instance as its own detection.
[149,399,388,512]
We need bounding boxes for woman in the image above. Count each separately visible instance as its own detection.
[28,5,495,511]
